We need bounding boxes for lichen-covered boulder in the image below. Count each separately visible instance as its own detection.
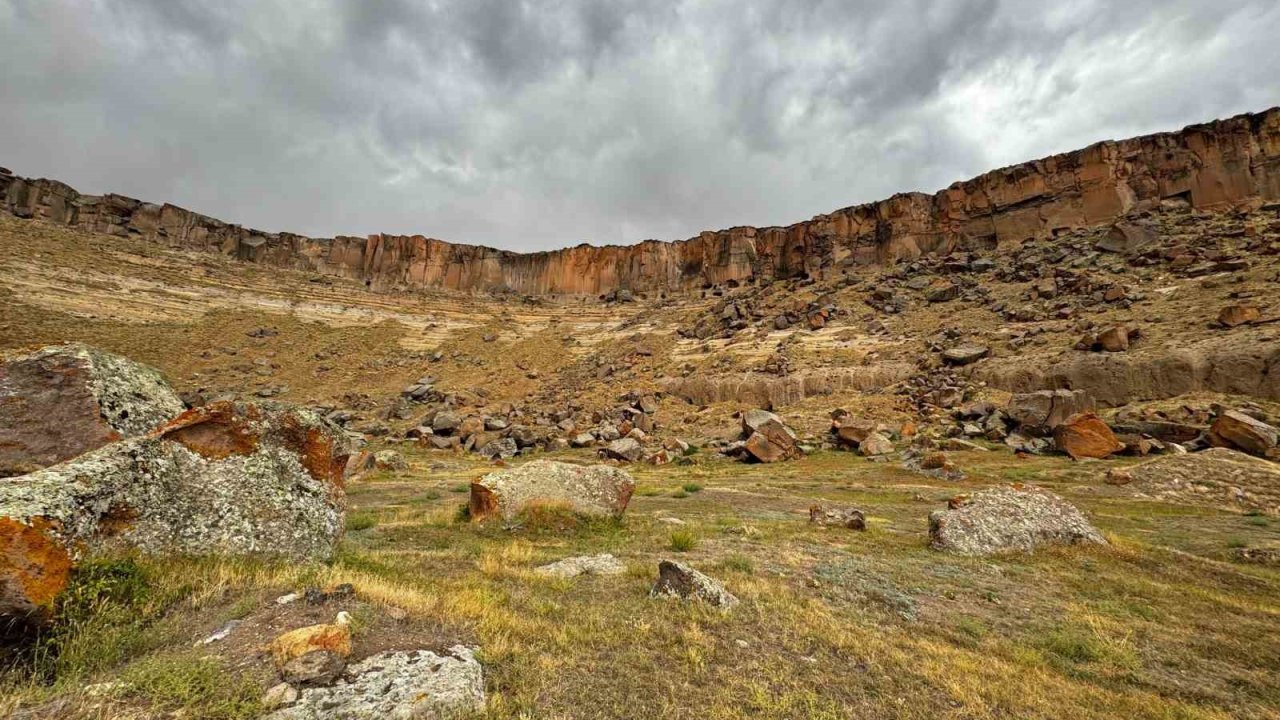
[0,344,184,477]
[0,401,351,622]
[534,553,627,579]
[928,486,1106,556]
[469,460,635,522]
[269,646,484,720]
[650,560,739,610]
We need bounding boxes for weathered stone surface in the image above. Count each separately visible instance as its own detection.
[534,553,626,579]
[1208,410,1278,458]
[808,506,866,530]
[0,344,184,477]
[7,109,1277,295]
[1096,222,1155,254]
[1054,412,1124,459]
[478,437,518,460]
[650,560,739,610]
[0,401,350,621]
[603,437,643,462]
[1218,304,1261,327]
[942,344,990,366]
[1095,325,1131,352]
[929,487,1107,555]
[1124,448,1280,515]
[469,460,635,521]
[1006,390,1096,434]
[858,432,894,457]
[270,615,353,667]
[373,450,407,471]
[269,646,484,720]
[281,651,347,687]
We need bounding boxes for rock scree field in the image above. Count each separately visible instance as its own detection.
[2,109,1280,719]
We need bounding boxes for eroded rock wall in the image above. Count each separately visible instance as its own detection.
[4,108,1278,295]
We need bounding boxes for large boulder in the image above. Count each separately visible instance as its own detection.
[268,646,484,720]
[0,344,184,477]
[1053,412,1124,459]
[1208,410,1278,458]
[928,486,1106,555]
[740,410,800,463]
[468,460,635,522]
[0,401,351,622]
[1005,390,1096,435]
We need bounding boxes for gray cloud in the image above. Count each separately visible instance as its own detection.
[1,0,1277,250]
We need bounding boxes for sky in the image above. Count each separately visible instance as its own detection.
[1,1,1277,251]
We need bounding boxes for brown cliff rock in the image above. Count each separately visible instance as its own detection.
[4,108,1278,296]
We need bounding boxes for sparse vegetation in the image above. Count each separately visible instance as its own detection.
[669,530,698,552]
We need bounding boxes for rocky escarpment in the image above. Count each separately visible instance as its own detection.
[3,109,1278,295]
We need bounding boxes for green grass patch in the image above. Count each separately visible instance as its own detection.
[669,530,698,552]
[345,512,378,532]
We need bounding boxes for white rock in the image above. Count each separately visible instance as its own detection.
[534,554,626,579]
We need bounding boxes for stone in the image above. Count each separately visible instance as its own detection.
[808,506,866,530]
[281,650,347,687]
[942,344,990,366]
[929,486,1107,555]
[1006,390,1096,434]
[1208,410,1278,458]
[858,432,894,457]
[0,344,184,477]
[478,437,518,460]
[603,437,643,462]
[570,432,596,448]
[262,683,299,712]
[1124,448,1280,515]
[1097,222,1155,255]
[1218,304,1261,327]
[431,410,461,435]
[741,409,785,435]
[534,553,627,578]
[1095,325,1131,352]
[469,460,635,521]
[1054,412,1124,459]
[268,646,484,720]
[1105,468,1133,485]
[373,450,407,471]
[743,418,801,463]
[1,401,350,623]
[269,614,353,668]
[650,560,739,610]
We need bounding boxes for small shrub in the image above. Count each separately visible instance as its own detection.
[450,483,470,493]
[671,490,689,499]
[345,512,377,532]
[1040,627,1104,664]
[454,504,473,523]
[682,483,703,494]
[670,530,698,552]
[636,486,663,497]
[721,554,754,574]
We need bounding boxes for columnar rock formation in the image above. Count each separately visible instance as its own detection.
[3,108,1278,295]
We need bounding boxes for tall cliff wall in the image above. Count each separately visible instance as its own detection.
[3,108,1279,296]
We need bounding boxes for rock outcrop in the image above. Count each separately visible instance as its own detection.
[649,560,739,610]
[0,401,351,621]
[468,460,635,521]
[0,344,185,477]
[928,487,1107,555]
[3,108,1277,296]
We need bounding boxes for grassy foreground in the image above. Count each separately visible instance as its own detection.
[3,448,1279,719]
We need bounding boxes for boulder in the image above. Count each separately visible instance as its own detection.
[741,409,785,436]
[603,437,643,462]
[858,432,894,457]
[372,450,407,471]
[743,419,801,463]
[649,560,739,610]
[570,432,596,448]
[468,460,635,522]
[0,344,184,477]
[270,614,352,668]
[1208,410,1278,458]
[534,553,627,579]
[281,651,347,687]
[1006,390,1096,434]
[1054,412,1124,459]
[1218,304,1261,328]
[431,410,461,435]
[0,401,351,622]
[1095,325,1131,352]
[928,486,1106,555]
[478,437,518,460]
[1097,221,1155,254]
[808,506,866,530]
[941,344,990,366]
[268,647,484,720]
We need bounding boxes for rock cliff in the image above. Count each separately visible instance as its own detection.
[3,108,1278,295]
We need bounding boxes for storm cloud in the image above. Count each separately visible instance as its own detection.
[1,0,1277,250]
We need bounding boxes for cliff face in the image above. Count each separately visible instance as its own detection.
[4,108,1279,296]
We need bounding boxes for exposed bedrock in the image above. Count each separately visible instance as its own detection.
[974,339,1280,407]
[3,108,1278,295]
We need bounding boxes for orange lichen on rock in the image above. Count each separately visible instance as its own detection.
[269,619,353,667]
[158,402,262,459]
[0,516,73,617]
